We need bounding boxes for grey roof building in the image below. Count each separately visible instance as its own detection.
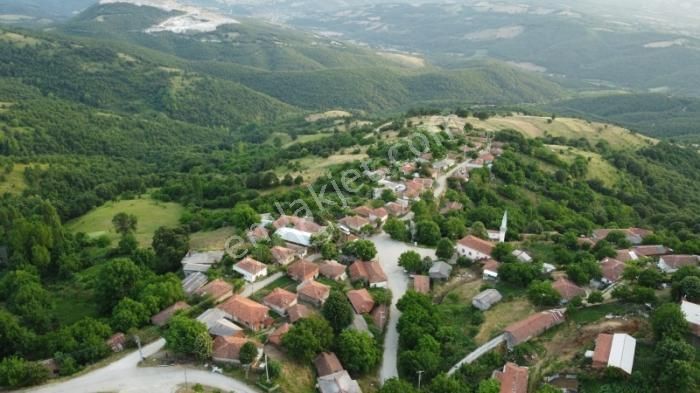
[182,272,208,295]
[472,289,503,311]
[429,261,453,280]
[196,308,243,337]
[317,370,362,393]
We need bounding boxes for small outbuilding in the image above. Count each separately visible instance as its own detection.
[472,289,503,311]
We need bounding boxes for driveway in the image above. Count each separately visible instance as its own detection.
[371,233,435,383]
[433,161,469,199]
[240,271,284,297]
[24,339,259,393]
[446,334,505,376]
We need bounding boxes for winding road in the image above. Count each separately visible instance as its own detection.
[24,339,258,393]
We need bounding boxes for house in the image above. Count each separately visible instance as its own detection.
[371,304,388,330]
[212,336,261,365]
[151,301,190,327]
[273,215,324,234]
[319,260,347,281]
[233,257,268,282]
[552,277,586,301]
[106,333,127,352]
[371,207,388,223]
[472,289,503,311]
[247,226,269,243]
[681,299,700,336]
[351,313,371,334]
[400,162,416,175]
[504,309,566,349]
[181,272,208,296]
[591,228,652,245]
[413,275,430,294]
[338,215,370,233]
[268,323,290,347]
[512,249,533,263]
[288,303,313,323]
[632,245,670,258]
[592,333,636,374]
[615,249,639,263]
[297,280,331,307]
[432,158,455,172]
[600,257,625,284]
[263,288,298,316]
[275,227,313,247]
[288,260,319,282]
[353,206,373,218]
[482,259,501,281]
[440,201,463,214]
[315,352,344,377]
[271,246,297,266]
[457,235,494,260]
[658,255,699,273]
[218,295,271,331]
[348,261,388,288]
[493,363,528,393]
[429,261,453,280]
[385,201,408,217]
[181,251,225,276]
[195,279,233,303]
[347,289,375,314]
[196,308,243,337]
[317,370,362,393]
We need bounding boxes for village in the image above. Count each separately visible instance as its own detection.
[121,118,700,393]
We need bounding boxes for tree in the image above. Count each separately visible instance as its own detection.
[470,222,489,239]
[381,189,397,202]
[0,310,27,358]
[527,281,561,306]
[335,330,380,375]
[476,379,500,393]
[638,268,663,288]
[385,218,409,242]
[111,298,149,332]
[239,342,258,365]
[491,243,515,263]
[427,373,469,393]
[499,262,539,287]
[320,242,339,260]
[416,220,441,246]
[322,291,354,333]
[443,217,467,240]
[534,385,561,393]
[164,315,212,360]
[112,212,137,236]
[588,291,604,304]
[436,238,455,260]
[654,338,695,393]
[232,203,259,230]
[399,251,424,273]
[152,226,189,273]
[283,317,334,362]
[378,378,418,393]
[345,240,377,261]
[116,233,138,256]
[0,357,49,389]
[369,288,392,306]
[95,258,142,313]
[651,303,688,341]
[679,276,700,302]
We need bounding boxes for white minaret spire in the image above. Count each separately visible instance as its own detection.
[499,210,508,243]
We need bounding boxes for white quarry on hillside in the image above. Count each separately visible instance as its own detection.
[99,0,239,33]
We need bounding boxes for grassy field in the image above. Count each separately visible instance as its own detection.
[474,298,535,344]
[189,227,237,251]
[548,145,621,186]
[279,153,368,181]
[413,114,656,149]
[67,196,184,247]
[0,163,31,195]
[48,283,99,325]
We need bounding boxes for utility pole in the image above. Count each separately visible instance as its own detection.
[417,370,424,391]
[133,335,144,361]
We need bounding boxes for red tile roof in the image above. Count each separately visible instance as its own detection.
[151,301,190,327]
[413,275,430,294]
[504,310,566,347]
[371,304,388,329]
[552,277,586,300]
[600,258,625,283]
[347,289,375,314]
[218,295,270,328]
[494,362,528,393]
[458,235,495,257]
[271,246,296,264]
[288,260,319,282]
[212,336,257,362]
[348,261,387,284]
[195,279,233,302]
[268,323,290,346]
[263,288,297,311]
[592,333,613,368]
[297,280,331,303]
[339,215,370,231]
[632,245,669,257]
[482,259,501,273]
[661,255,699,269]
[314,352,344,377]
[319,260,347,280]
[288,303,313,323]
[353,206,373,217]
[235,257,267,275]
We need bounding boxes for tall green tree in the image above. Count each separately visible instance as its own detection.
[164,316,212,360]
[652,303,688,341]
[335,330,380,375]
[152,226,189,273]
[112,212,138,236]
[95,258,142,313]
[322,291,354,333]
[283,317,334,362]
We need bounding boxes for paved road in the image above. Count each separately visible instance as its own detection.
[371,233,436,383]
[240,271,284,297]
[447,334,506,376]
[24,339,258,393]
[433,161,469,199]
